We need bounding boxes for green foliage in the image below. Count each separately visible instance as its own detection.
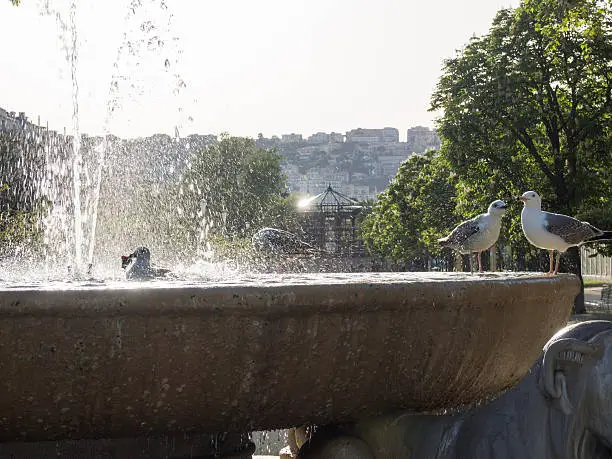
[430,0,611,263]
[206,234,255,262]
[261,193,304,234]
[0,182,46,257]
[431,0,612,217]
[0,209,43,256]
[360,152,457,265]
[365,0,611,267]
[0,134,47,258]
[177,135,290,249]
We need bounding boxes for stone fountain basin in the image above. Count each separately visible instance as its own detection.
[0,272,578,442]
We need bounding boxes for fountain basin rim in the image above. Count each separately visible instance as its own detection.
[0,272,579,319]
[0,272,578,439]
[0,271,577,291]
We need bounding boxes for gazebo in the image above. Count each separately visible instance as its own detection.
[297,185,365,257]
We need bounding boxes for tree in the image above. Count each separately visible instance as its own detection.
[177,135,288,253]
[430,0,612,311]
[360,152,458,269]
[0,134,46,258]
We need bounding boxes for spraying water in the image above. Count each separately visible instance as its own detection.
[14,0,191,277]
[2,1,319,283]
[85,137,106,268]
[68,0,84,274]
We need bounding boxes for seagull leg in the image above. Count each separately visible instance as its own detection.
[547,250,554,276]
[477,252,483,273]
[469,254,474,274]
[553,251,561,275]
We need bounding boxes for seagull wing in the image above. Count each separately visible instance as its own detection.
[440,217,481,248]
[543,211,602,245]
[256,228,315,254]
[270,229,302,250]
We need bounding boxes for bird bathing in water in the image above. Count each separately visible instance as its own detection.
[121,247,171,280]
[438,200,508,273]
[518,190,611,275]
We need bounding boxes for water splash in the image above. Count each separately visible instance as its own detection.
[21,0,192,277]
[2,2,281,280]
[85,0,192,272]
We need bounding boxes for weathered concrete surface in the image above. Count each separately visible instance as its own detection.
[0,272,578,442]
[0,432,255,458]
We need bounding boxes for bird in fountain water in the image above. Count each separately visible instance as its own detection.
[518,190,612,276]
[121,246,171,280]
[251,228,324,256]
[438,200,508,273]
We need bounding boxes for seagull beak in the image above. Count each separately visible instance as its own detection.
[500,204,508,209]
[516,196,528,202]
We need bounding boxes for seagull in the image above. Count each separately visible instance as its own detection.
[438,200,508,273]
[121,246,171,280]
[518,190,612,275]
[252,227,323,256]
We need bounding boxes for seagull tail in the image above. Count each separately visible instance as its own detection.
[584,230,612,244]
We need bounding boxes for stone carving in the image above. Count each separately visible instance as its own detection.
[280,426,309,458]
[298,320,612,459]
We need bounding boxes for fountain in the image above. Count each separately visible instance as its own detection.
[0,272,580,458]
[0,2,596,459]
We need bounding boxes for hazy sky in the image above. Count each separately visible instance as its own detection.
[0,0,520,140]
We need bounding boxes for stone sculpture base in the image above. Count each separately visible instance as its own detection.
[297,320,612,458]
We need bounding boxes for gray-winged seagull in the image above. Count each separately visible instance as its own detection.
[518,190,611,275]
[252,227,323,255]
[438,200,508,273]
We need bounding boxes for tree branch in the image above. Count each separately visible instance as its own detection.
[515,126,557,185]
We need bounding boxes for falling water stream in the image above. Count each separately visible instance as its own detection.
[85,138,106,269]
[68,0,84,274]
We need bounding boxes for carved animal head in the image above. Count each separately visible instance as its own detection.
[540,320,612,457]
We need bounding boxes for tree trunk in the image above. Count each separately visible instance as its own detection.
[564,246,585,314]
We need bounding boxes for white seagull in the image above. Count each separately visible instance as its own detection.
[518,191,611,275]
[438,200,508,273]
